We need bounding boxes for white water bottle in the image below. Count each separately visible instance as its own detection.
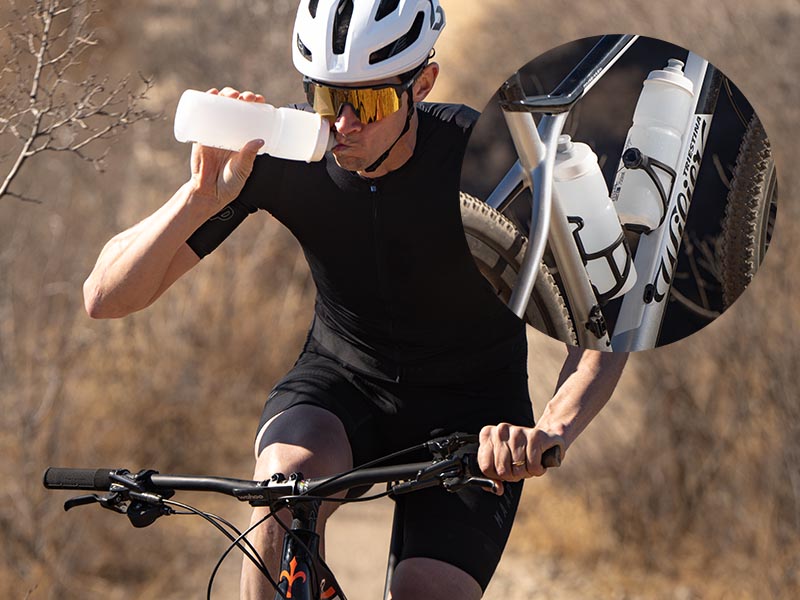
[611,59,695,231]
[553,135,637,302]
[174,89,331,162]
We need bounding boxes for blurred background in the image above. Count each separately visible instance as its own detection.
[0,0,797,598]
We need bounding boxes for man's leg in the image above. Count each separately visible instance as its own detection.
[384,478,526,599]
[389,557,483,600]
[240,404,352,600]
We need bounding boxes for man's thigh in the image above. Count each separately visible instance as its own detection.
[253,404,353,480]
[253,349,385,469]
[393,479,525,593]
[390,557,482,600]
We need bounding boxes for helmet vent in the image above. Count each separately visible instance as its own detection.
[369,11,424,65]
[308,0,319,18]
[297,35,312,61]
[332,0,354,55]
[375,0,401,21]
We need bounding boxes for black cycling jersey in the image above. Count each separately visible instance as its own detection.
[187,102,534,590]
[187,102,524,375]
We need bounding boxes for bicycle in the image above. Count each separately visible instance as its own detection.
[460,34,777,351]
[44,432,562,600]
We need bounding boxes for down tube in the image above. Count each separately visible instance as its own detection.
[611,54,721,351]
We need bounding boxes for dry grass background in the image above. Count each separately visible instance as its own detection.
[0,0,798,598]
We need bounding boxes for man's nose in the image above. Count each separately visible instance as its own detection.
[334,104,363,136]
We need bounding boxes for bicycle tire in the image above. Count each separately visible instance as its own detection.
[718,114,777,308]
[460,192,577,344]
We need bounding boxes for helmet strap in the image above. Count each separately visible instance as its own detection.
[363,89,415,174]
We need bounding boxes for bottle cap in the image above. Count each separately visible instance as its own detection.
[554,137,598,181]
[557,134,574,154]
[307,116,331,162]
[646,59,694,95]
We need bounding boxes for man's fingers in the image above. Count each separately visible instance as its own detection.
[207,87,265,105]
[491,423,524,481]
[240,139,265,156]
[219,86,241,99]
[228,139,264,180]
[508,427,529,480]
[239,90,266,103]
[479,424,567,485]
[477,426,497,479]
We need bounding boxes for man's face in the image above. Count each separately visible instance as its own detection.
[327,77,411,174]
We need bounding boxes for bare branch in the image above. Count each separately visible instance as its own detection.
[2,191,42,204]
[0,0,157,203]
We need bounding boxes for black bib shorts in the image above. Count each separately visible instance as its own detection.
[254,320,534,590]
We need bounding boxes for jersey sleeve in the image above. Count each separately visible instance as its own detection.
[186,153,287,258]
[417,103,479,136]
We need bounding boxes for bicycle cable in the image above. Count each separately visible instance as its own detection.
[281,488,395,506]
[298,441,428,498]
[205,508,287,600]
[162,499,269,576]
[269,509,348,600]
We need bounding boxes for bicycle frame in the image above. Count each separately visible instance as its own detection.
[490,35,722,350]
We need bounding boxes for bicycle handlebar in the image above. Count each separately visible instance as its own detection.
[43,445,561,500]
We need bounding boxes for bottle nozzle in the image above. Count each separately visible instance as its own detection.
[557,134,574,154]
[665,59,685,73]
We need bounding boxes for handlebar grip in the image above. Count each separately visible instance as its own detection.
[43,468,115,490]
[541,445,562,468]
[464,445,562,477]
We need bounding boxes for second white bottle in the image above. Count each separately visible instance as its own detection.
[553,135,637,302]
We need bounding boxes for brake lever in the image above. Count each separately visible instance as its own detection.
[425,432,479,459]
[441,476,498,495]
[64,491,127,514]
[64,494,104,511]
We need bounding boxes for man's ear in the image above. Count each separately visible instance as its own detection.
[413,62,439,102]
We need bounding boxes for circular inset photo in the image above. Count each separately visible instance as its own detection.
[460,35,777,351]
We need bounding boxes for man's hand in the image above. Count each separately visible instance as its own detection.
[477,423,565,494]
[188,87,266,214]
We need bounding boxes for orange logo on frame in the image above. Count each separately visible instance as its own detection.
[279,556,307,598]
[321,584,337,599]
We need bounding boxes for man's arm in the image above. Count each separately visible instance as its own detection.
[83,88,265,319]
[478,346,628,486]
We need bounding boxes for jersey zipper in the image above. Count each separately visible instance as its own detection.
[369,182,398,377]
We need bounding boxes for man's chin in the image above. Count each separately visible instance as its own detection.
[331,152,368,173]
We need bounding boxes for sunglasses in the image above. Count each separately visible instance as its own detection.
[302,75,417,124]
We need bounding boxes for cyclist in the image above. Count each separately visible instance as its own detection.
[83,1,627,598]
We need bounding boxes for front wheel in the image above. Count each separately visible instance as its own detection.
[460,193,577,345]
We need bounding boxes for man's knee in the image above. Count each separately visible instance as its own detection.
[390,557,483,600]
[254,404,352,481]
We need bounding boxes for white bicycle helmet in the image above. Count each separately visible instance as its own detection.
[292,0,446,84]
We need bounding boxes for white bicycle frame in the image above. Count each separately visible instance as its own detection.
[489,35,722,350]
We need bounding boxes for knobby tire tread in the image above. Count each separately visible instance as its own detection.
[718,114,776,308]
[460,192,577,345]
